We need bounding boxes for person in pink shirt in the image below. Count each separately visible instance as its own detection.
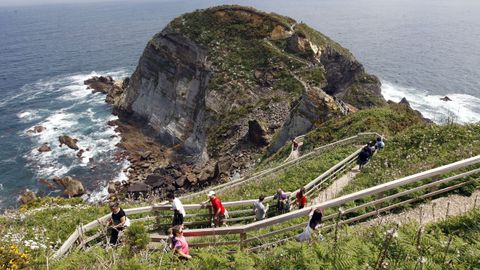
[171,225,191,260]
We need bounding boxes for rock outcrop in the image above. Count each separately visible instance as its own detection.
[38,143,51,153]
[27,125,46,135]
[19,190,36,205]
[84,76,126,105]
[53,176,85,197]
[107,6,386,194]
[58,135,79,150]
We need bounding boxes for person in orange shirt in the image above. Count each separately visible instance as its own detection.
[296,187,307,209]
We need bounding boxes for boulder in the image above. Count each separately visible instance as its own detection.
[186,173,197,184]
[19,190,36,205]
[38,143,51,153]
[139,151,153,160]
[27,125,46,135]
[440,96,452,101]
[59,135,79,150]
[53,176,85,197]
[33,125,46,133]
[144,174,163,188]
[127,182,151,194]
[175,176,186,187]
[107,182,117,194]
[76,149,84,158]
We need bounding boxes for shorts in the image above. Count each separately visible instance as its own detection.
[173,211,184,226]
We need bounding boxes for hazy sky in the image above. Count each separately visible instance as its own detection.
[0,0,148,7]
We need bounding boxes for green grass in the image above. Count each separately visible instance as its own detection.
[186,145,357,204]
[302,104,428,152]
[342,124,480,195]
[297,66,327,88]
[335,123,480,218]
[0,197,161,267]
[49,209,480,270]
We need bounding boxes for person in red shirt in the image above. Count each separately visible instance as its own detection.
[296,187,307,209]
[208,191,227,227]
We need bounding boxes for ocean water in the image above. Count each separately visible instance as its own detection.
[0,0,479,209]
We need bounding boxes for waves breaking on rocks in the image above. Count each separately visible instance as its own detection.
[0,68,132,208]
[381,80,480,124]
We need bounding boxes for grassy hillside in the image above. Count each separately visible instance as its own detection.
[46,209,480,270]
[342,123,480,194]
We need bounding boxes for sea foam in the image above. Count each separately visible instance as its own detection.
[381,80,480,124]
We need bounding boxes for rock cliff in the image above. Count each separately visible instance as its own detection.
[114,5,386,183]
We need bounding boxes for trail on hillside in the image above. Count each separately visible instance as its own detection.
[311,167,360,204]
[356,189,480,228]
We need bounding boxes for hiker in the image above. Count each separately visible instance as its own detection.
[296,187,307,209]
[107,202,130,245]
[208,191,227,227]
[171,225,191,260]
[357,145,371,170]
[274,189,289,214]
[253,195,269,221]
[296,207,324,242]
[375,137,385,150]
[167,193,186,227]
[292,138,299,151]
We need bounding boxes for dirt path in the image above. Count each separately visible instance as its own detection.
[357,189,480,228]
[311,167,360,205]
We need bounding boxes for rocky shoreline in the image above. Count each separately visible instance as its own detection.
[20,6,392,205]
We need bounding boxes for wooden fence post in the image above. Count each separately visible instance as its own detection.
[334,209,343,244]
[240,232,247,250]
[445,202,451,219]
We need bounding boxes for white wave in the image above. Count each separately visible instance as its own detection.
[17,110,44,123]
[381,81,480,124]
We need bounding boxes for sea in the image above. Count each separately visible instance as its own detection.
[0,0,479,210]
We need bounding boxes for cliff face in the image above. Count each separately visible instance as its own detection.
[117,28,211,162]
[115,5,386,179]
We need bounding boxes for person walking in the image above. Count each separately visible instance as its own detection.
[274,189,289,214]
[357,145,371,170]
[208,191,227,227]
[253,195,269,221]
[167,193,186,227]
[107,202,130,245]
[296,187,307,209]
[375,136,385,150]
[296,207,324,242]
[171,225,191,260]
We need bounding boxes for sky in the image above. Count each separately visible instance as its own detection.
[0,0,147,7]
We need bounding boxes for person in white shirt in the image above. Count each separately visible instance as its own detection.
[253,195,269,221]
[167,193,186,226]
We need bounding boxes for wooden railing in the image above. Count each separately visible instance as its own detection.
[151,155,480,250]
[181,132,381,201]
[52,132,384,259]
[54,151,480,257]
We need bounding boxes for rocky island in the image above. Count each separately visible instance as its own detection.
[83,5,394,199]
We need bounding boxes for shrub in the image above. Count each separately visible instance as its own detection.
[124,222,149,252]
[0,244,30,270]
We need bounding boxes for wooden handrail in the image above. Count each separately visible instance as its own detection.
[177,155,480,236]
[180,132,380,200]
[52,132,382,259]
